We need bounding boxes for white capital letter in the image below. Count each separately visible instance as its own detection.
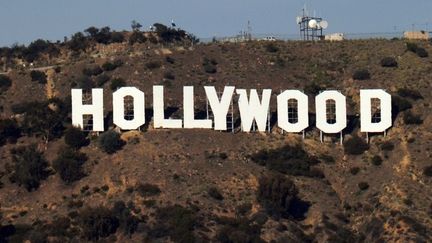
[316,91,347,133]
[113,87,145,130]
[183,86,212,129]
[71,88,104,131]
[237,89,272,132]
[277,90,309,133]
[204,86,235,130]
[360,89,392,132]
[153,85,182,128]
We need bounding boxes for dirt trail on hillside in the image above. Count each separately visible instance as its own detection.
[45,69,56,98]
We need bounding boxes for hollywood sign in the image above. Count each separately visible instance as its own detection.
[71,86,392,134]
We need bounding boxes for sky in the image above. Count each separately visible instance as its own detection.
[0,0,431,46]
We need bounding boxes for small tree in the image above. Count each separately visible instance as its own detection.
[98,130,124,154]
[202,58,217,74]
[79,206,120,241]
[136,183,161,197]
[84,26,99,38]
[53,147,87,184]
[257,173,298,217]
[353,69,371,80]
[380,57,398,67]
[9,145,49,191]
[0,119,21,146]
[358,182,369,191]
[64,126,88,149]
[208,186,224,200]
[30,70,47,84]
[403,111,423,125]
[131,20,142,31]
[423,166,432,177]
[110,78,126,91]
[396,88,423,100]
[68,32,89,52]
[0,74,12,94]
[371,155,383,166]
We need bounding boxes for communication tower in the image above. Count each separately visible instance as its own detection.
[296,7,328,41]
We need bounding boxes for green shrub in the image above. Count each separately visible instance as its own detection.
[102,60,123,71]
[136,183,161,197]
[380,141,394,151]
[152,205,197,242]
[371,155,383,166]
[95,74,110,87]
[110,78,126,91]
[397,88,423,100]
[165,56,175,64]
[112,201,140,236]
[30,71,47,84]
[343,136,369,155]
[415,47,428,58]
[265,43,279,53]
[79,206,120,241]
[235,203,252,216]
[304,82,324,95]
[64,126,88,149]
[110,32,125,43]
[353,69,371,80]
[0,119,21,146]
[350,167,360,175]
[208,186,224,200]
[98,130,124,154]
[358,182,369,191]
[392,96,412,115]
[202,57,217,74]
[82,66,103,76]
[9,145,49,191]
[128,31,147,45]
[0,74,12,93]
[406,43,428,57]
[380,57,398,67]
[145,61,161,69]
[423,166,432,177]
[163,71,175,80]
[216,217,264,243]
[53,147,87,184]
[68,32,89,52]
[406,42,418,53]
[403,111,423,125]
[76,75,95,89]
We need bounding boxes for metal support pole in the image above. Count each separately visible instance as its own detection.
[267,108,271,133]
[231,101,234,133]
[206,97,209,120]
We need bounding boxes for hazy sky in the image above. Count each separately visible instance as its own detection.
[0,0,431,46]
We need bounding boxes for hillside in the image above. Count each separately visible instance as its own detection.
[0,31,432,242]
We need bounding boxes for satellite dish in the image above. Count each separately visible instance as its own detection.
[308,19,317,28]
[320,20,328,29]
[296,16,302,24]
